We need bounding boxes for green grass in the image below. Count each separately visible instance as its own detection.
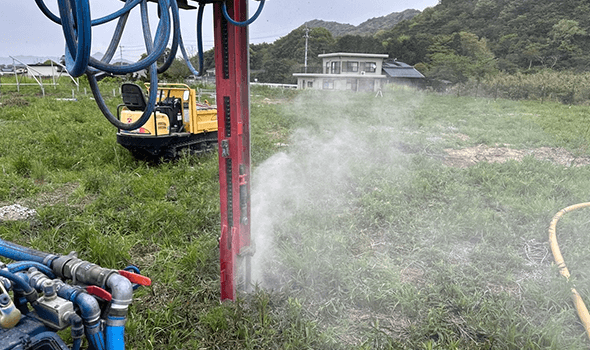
[2,84,590,348]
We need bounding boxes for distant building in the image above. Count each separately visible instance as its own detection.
[0,65,26,76]
[293,52,424,92]
[26,61,68,78]
[382,59,425,88]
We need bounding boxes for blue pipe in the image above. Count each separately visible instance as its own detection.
[97,3,132,65]
[32,0,264,131]
[106,321,126,350]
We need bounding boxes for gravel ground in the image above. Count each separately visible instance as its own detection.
[0,204,37,221]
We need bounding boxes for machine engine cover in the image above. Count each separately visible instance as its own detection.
[0,314,69,350]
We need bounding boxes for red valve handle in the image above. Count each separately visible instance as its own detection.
[86,286,112,302]
[118,270,152,286]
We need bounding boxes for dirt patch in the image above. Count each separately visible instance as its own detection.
[444,145,590,168]
[1,95,29,108]
[0,183,94,222]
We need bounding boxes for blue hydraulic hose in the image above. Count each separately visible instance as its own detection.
[86,0,160,130]
[58,0,91,77]
[35,0,141,26]
[34,0,61,24]
[33,0,264,137]
[88,331,106,350]
[222,0,265,27]
[92,0,142,26]
[157,0,180,73]
[0,238,53,265]
[36,0,170,76]
[72,338,83,350]
[86,63,158,130]
[0,270,35,294]
[97,2,133,66]
[7,261,56,279]
[88,0,171,75]
[178,2,205,76]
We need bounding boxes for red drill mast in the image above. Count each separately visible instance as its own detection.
[213,0,252,300]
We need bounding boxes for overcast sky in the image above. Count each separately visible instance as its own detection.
[0,1,438,62]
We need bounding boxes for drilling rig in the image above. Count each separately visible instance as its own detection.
[0,0,262,348]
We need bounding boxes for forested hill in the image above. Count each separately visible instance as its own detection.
[304,9,420,37]
[379,0,590,72]
[244,0,590,84]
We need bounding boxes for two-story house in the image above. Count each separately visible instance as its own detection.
[293,52,389,92]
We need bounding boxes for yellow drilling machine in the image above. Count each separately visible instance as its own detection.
[116,83,218,159]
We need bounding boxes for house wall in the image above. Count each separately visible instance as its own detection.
[295,53,389,92]
[321,55,386,76]
[296,76,384,92]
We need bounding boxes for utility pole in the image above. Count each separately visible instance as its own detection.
[119,45,123,66]
[303,26,310,73]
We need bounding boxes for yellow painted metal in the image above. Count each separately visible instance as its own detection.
[119,110,170,136]
[145,83,218,135]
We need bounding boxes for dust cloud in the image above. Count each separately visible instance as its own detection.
[250,89,421,290]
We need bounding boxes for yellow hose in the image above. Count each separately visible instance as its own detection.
[549,202,590,340]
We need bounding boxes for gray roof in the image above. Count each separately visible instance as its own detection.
[382,60,424,79]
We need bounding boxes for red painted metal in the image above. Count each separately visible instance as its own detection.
[86,286,113,302]
[213,0,252,301]
[118,270,152,286]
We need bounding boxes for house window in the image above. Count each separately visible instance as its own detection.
[307,81,313,88]
[325,62,330,74]
[323,79,334,90]
[343,61,359,73]
[361,62,377,73]
[330,61,341,74]
[346,79,357,91]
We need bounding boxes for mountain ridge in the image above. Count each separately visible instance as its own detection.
[303,9,421,37]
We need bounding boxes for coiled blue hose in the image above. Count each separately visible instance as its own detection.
[222,0,265,27]
[32,0,264,130]
[32,0,234,131]
[57,0,92,77]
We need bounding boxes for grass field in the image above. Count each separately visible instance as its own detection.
[1,82,590,349]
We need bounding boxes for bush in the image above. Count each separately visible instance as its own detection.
[449,70,590,105]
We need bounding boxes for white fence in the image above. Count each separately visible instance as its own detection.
[250,82,297,89]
